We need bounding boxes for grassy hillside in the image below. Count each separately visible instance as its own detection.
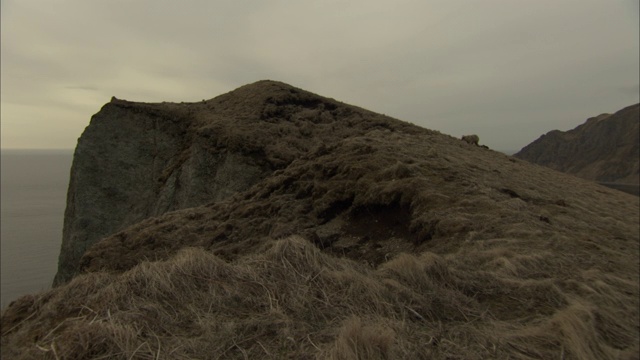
[3,230,638,359]
[2,81,638,359]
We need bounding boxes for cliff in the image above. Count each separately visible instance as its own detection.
[514,104,639,188]
[3,81,639,359]
[53,81,420,285]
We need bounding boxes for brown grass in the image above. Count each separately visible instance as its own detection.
[4,81,638,359]
[2,235,638,359]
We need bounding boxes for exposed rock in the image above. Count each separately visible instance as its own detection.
[461,134,479,145]
[515,104,639,188]
[54,80,423,285]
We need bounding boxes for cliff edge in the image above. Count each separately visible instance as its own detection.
[53,80,422,285]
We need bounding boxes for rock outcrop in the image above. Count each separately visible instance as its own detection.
[514,104,639,189]
[53,80,422,285]
[3,81,637,359]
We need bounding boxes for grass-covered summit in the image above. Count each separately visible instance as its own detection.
[3,81,638,359]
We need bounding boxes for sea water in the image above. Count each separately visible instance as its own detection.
[1,149,73,308]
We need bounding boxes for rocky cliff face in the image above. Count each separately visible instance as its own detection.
[514,104,639,186]
[54,80,422,285]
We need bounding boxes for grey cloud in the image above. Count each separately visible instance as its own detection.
[1,0,638,150]
[64,86,99,91]
[618,84,640,96]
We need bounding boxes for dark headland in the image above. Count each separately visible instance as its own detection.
[2,81,638,359]
[515,103,639,196]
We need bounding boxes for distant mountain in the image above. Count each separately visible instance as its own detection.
[515,104,639,189]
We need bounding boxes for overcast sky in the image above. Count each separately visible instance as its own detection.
[1,1,638,151]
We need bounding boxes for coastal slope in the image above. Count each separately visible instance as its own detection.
[3,81,638,359]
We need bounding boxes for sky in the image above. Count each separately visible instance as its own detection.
[1,1,638,152]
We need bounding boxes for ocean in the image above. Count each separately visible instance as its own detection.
[1,149,73,308]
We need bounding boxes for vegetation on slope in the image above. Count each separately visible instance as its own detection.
[2,81,638,359]
[3,235,638,359]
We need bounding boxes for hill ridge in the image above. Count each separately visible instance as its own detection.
[515,103,639,187]
[2,81,638,359]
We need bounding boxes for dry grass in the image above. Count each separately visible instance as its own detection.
[2,235,638,359]
[4,81,638,359]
